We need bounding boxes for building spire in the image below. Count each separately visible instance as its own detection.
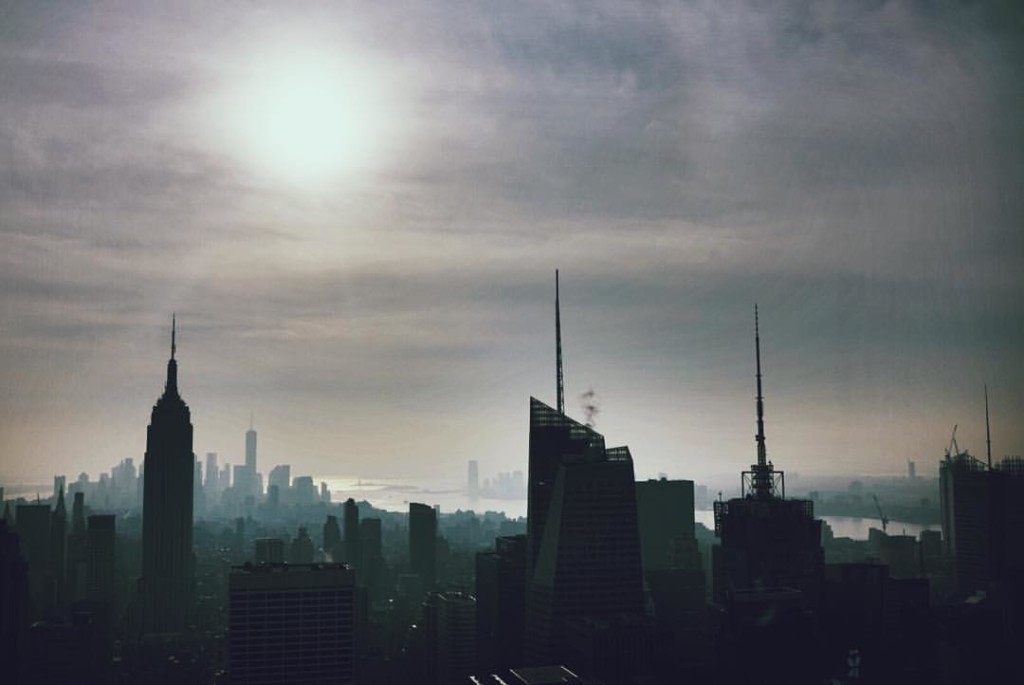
[555,270,565,415]
[165,315,178,396]
[985,383,992,470]
[752,304,773,498]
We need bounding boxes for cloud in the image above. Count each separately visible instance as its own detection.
[0,0,1021,484]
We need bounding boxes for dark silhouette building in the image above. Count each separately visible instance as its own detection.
[15,502,53,620]
[523,274,645,671]
[410,502,437,591]
[50,487,67,607]
[0,520,29,683]
[524,410,645,667]
[420,590,477,685]
[635,478,705,617]
[323,515,341,561]
[254,537,285,564]
[290,526,315,563]
[344,497,360,567]
[67,492,87,602]
[228,562,355,684]
[358,517,383,592]
[476,534,526,672]
[138,317,196,634]
[712,308,824,608]
[86,515,115,606]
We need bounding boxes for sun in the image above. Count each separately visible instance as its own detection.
[212,44,393,188]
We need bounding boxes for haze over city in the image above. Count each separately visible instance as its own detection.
[2,1,1022,488]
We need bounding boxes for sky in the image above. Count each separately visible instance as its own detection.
[1,0,1022,491]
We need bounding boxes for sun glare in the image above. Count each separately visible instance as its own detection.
[213,45,393,188]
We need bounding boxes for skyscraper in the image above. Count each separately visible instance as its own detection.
[636,478,705,616]
[344,497,360,568]
[410,502,437,591]
[0,520,29,684]
[86,514,115,606]
[523,273,646,667]
[228,562,355,685]
[138,317,195,633]
[243,416,258,499]
[358,517,383,592]
[712,307,823,606]
[476,534,526,672]
[205,452,219,496]
[16,503,52,620]
[468,460,480,498]
[245,417,257,472]
[50,486,67,607]
[524,414,646,666]
[323,515,342,561]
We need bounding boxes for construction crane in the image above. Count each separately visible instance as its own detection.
[872,494,889,534]
[945,424,960,461]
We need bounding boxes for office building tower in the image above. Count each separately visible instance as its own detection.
[254,538,285,564]
[245,419,257,473]
[712,308,823,607]
[86,515,116,605]
[636,478,705,616]
[50,486,67,606]
[267,465,290,498]
[476,534,526,672]
[344,498,360,567]
[523,274,646,669]
[410,502,437,591]
[290,526,315,564]
[324,515,342,561]
[359,518,383,591]
[940,399,1024,595]
[0,520,29,681]
[194,457,206,515]
[233,464,256,502]
[423,590,477,685]
[292,476,316,505]
[468,460,480,499]
[16,503,53,619]
[228,562,355,685]
[205,452,219,495]
[53,475,66,501]
[524,415,646,666]
[67,492,87,602]
[138,317,196,633]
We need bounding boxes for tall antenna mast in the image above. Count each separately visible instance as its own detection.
[985,383,992,470]
[171,313,177,360]
[555,270,565,415]
[752,304,772,498]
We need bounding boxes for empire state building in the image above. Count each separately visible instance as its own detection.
[138,317,196,633]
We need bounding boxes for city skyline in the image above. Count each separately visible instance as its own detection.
[2,2,1023,485]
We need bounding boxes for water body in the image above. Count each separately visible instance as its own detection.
[693,509,938,540]
[324,476,529,519]
[6,476,938,541]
